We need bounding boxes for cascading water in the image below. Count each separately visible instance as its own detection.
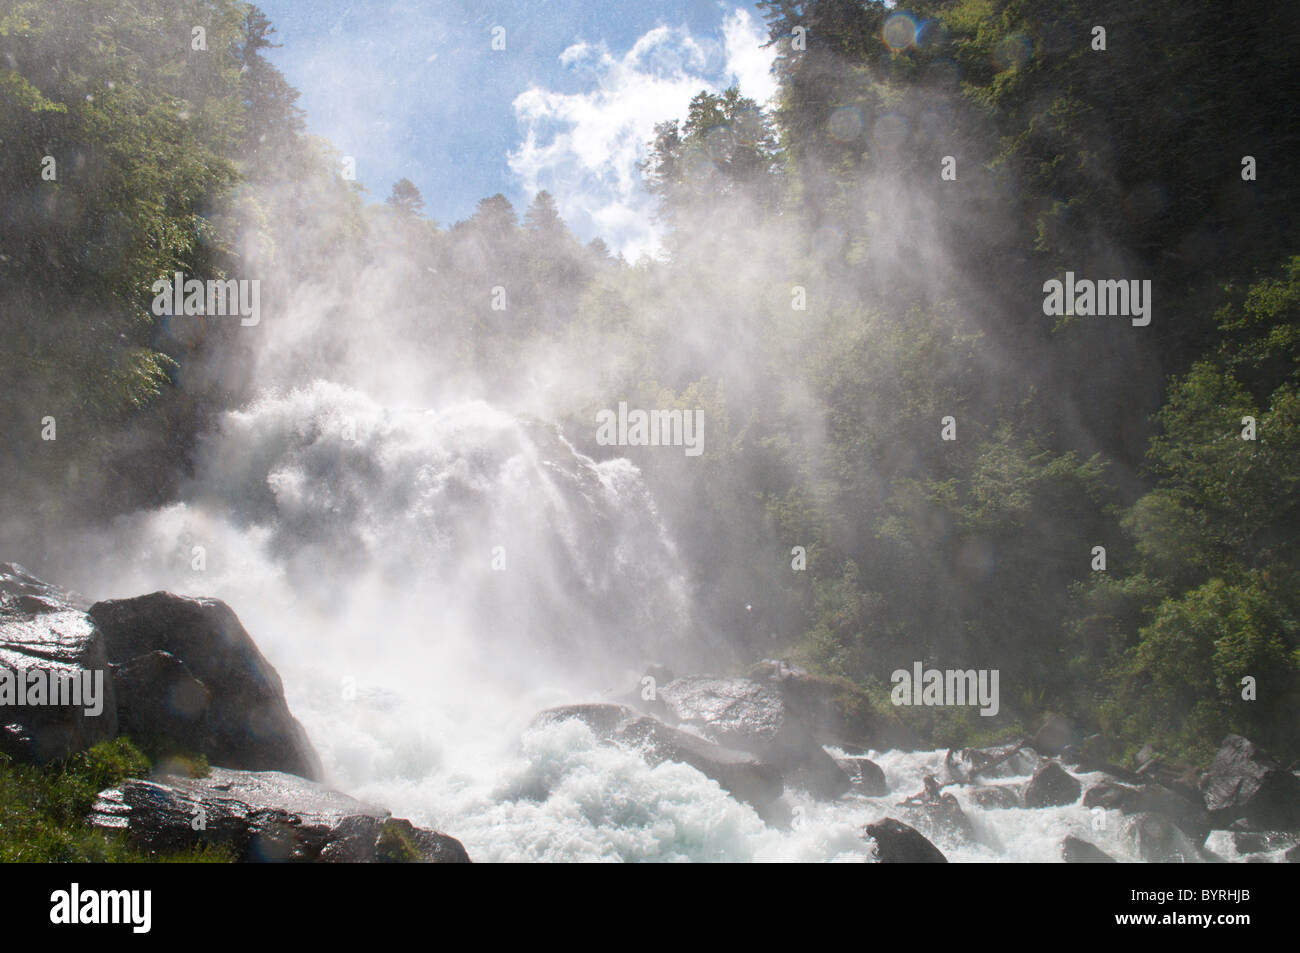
[50,379,1271,863]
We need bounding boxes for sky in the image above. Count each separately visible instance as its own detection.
[254,0,778,258]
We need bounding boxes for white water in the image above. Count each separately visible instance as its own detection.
[57,381,1279,862]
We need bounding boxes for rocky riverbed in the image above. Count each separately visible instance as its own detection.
[4,561,1298,863]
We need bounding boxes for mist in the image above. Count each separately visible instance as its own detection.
[4,0,1298,864]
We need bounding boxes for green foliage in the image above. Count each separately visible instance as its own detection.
[375,820,421,863]
[642,86,782,226]
[1106,575,1300,762]
[0,738,231,862]
[5,0,1299,767]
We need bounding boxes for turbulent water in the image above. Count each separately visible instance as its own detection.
[54,381,1264,862]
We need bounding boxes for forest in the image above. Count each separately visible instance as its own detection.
[3,0,1298,779]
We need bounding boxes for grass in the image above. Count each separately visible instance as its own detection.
[0,738,233,862]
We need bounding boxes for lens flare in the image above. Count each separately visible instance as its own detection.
[882,12,918,52]
[828,105,864,143]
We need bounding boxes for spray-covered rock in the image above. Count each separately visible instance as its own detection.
[864,817,947,863]
[89,767,469,862]
[0,563,118,763]
[89,591,322,780]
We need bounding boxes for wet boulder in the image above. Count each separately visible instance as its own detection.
[1127,811,1205,863]
[944,743,1039,784]
[864,818,947,863]
[1024,762,1082,808]
[531,703,784,813]
[967,784,1023,810]
[89,592,321,780]
[1083,778,1210,844]
[0,563,118,763]
[653,675,850,799]
[1201,735,1300,831]
[1062,835,1117,863]
[836,755,888,796]
[89,767,469,863]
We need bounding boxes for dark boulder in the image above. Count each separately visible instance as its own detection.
[0,563,117,763]
[531,703,784,813]
[836,755,888,796]
[89,767,469,862]
[1062,835,1117,863]
[864,818,947,863]
[1082,779,1134,811]
[89,592,321,780]
[1127,812,1205,863]
[1201,735,1300,831]
[1083,779,1210,844]
[1024,762,1082,808]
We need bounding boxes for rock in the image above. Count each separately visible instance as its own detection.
[1136,758,1202,800]
[112,650,212,743]
[1285,844,1300,863]
[899,792,974,843]
[836,755,888,795]
[89,592,321,780]
[652,675,850,799]
[1229,825,1295,855]
[531,703,784,813]
[788,749,854,800]
[89,767,469,863]
[1083,779,1210,844]
[864,818,947,863]
[944,743,1039,783]
[1024,762,1082,808]
[654,675,786,750]
[967,784,1022,809]
[1083,779,1135,812]
[1127,811,1205,863]
[0,563,118,763]
[1062,835,1116,863]
[1201,735,1300,831]
[1032,714,1080,757]
[1074,755,1144,783]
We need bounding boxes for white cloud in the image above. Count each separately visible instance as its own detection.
[507,8,776,260]
[723,9,778,104]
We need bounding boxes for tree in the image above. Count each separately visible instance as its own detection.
[641,87,782,223]
[386,178,425,217]
[523,190,563,235]
[468,193,518,234]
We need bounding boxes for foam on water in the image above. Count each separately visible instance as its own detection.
[57,381,1230,862]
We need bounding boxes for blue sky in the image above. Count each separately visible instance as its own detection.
[254,0,777,257]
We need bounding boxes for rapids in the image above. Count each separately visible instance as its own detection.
[52,381,1283,862]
